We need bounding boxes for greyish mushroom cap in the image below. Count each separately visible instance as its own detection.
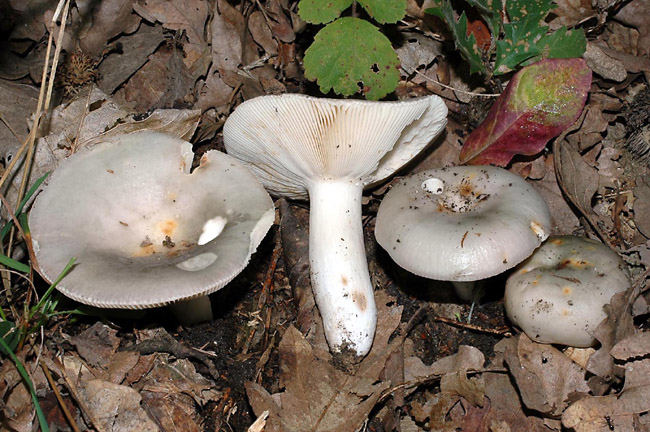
[505,235,632,347]
[375,166,552,282]
[223,93,448,198]
[30,131,275,308]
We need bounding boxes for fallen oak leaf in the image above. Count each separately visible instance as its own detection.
[245,291,403,432]
[562,385,650,432]
[459,58,591,166]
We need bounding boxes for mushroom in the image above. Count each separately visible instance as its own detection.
[374,166,551,303]
[504,235,631,347]
[29,131,275,323]
[223,94,448,356]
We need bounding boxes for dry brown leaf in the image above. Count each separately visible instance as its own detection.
[212,0,257,87]
[0,79,39,161]
[246,291,403,432]
[98,23,166,94]
[0,46,37,80]
[404,345,485,382]
[529,157,581,235]
[562,385,650,431]
[610,331,650,361]
[586,290,636,382]
[79,379,160,432]
[556,139,602,230]
[138,356,220,405]
[440,371,485,407]
[614,0,650,57]
[67,322,121,369]
[501,334,590,417]
[482,372,558,432]
[633,176,650,239]
[77,0,141,56]
[596,146,625,189]
[107,351,141,384]
[623,359,650,392]
[133,0,209,70]
[395,32,442,76]
[8,0,48,43]
[583,43,627,82]
[547,0,595,28]
[264,0,296,43]
[249,11,277,55]
[118,44,195,111]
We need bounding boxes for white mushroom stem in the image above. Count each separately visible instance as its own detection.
[168,296,213,325]
[452,281,475,302]
[308,180,377,356]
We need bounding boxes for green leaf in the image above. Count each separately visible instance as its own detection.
[427,2,487,75]
[0,321,19,355]
[459,58,592,166]
[0,253,30,273]
[304,17,400,100]
[298,0,352,24]
[0,172,49,243]
[535,26,587,61]
[358,0,407,24]
[0,337,50,432]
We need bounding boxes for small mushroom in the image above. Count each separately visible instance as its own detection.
[29,131,275,323]
[504,235,631,347]
[223,94,448,356]
[375,166,551,302]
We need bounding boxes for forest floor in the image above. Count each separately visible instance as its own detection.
[0,0,649,431]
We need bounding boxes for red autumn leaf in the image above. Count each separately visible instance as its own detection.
[459,58,592,166]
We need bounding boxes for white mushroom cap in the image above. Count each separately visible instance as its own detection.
[375,166,551,282]
[223,94,448,357]
[223,93,448,199]
[30,131,275,309]
[504,235,631,347]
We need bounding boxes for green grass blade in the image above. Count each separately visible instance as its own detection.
[0,337,50,432]
[0,172,49,243]
[31,257,76,320]
[0,253,30,273]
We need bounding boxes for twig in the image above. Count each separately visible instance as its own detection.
[48,354,107,432]
[40,359,81,432]
[401,63,501,98]
[430,315,512,335]
[377,366,509,404]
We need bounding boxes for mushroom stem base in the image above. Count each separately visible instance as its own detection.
[452,281,476,302]
[168,295,213,325]
[308,180,377,357]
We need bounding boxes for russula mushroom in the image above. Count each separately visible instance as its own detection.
[375,166,551,302]
[29,131,274,323]
[504,235,631,347]
[223,94,448,356]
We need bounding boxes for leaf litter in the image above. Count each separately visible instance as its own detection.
[0,0,649,431]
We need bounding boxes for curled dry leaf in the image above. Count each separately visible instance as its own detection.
[562,385,650,432]
[79,379,160,432]
[459,58,592,166]
[133,0,209,70]
[0,79,39,161]
[77,0,141,56]
[501,334,590,417]
[610,331,650,361]
[98,24,166,94]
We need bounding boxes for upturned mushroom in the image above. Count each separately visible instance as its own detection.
[223,94,448,356]
[375,166,551,303]
[29,131,275,322]
[504,235,631,347]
